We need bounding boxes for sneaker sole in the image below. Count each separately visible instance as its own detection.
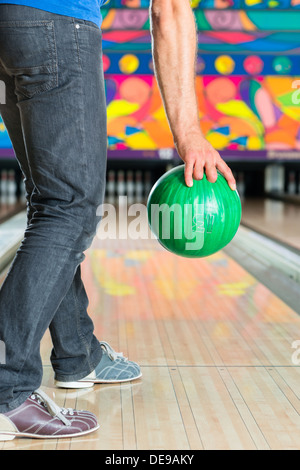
[55,381,95,389]
[55,372,143,389]
[0,424,100,441]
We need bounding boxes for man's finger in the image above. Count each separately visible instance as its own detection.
[184,160,194,187]
[216,159,236,190]
[193,159,204,181]
[204,161,218,184]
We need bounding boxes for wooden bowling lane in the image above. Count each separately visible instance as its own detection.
[0,200,24,224]
[0,168,26,222]
[2,220,300,450]
[241,197,300,252]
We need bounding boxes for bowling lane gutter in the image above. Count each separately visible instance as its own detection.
[0,211,27,274]
[224,224,300,315]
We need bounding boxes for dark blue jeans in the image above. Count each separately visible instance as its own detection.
[0,5,107,412]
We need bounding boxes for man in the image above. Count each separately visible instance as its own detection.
[0,0,236,441]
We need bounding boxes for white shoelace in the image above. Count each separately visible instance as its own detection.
[31,389,73,426]
[100,341,128,362]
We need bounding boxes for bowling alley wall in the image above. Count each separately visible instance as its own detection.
[1,0,300,164]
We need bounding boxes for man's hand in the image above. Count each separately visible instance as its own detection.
[175,131,236,190]
[150,0,236,191]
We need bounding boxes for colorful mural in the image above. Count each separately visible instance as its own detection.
[100,1,300,160]
[1,0,300,160]
[102,0,300,8]
[105,75,300,153]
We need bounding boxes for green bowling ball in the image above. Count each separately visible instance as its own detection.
[147,165,242,258]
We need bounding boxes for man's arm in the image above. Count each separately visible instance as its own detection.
[149,0,236,190]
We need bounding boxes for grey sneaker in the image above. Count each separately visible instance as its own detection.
[0,389,99,441]
[55,341,142,389]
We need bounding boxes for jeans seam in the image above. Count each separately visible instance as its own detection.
[72,19,88,203]
[0,20,58,27]
[71,278,94,372]
[70,20,93,374]
[47,21,58,89]
[73,18,81,69]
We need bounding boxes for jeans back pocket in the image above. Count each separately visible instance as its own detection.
[0,20,58,99]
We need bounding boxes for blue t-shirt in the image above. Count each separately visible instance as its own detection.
[0,0,109,28]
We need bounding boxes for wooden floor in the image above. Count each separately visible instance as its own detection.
[1,204,300,450]
[241,197,300,251]
[0,200,25,224]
